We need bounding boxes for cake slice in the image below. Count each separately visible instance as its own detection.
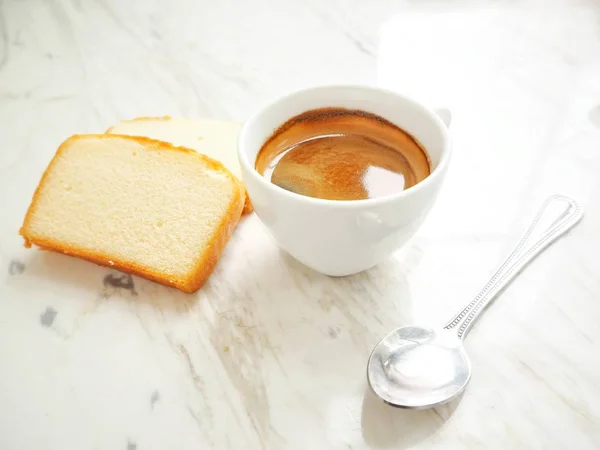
[20,134,246,293]
[106,116,253,214]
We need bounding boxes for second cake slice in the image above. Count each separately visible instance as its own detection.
[106,116,253,214]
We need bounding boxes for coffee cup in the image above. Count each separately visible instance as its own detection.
[237,85,451,276]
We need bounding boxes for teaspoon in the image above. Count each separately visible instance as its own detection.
[367,195,583,409]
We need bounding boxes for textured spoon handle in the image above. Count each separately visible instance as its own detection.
[444,195,583,340]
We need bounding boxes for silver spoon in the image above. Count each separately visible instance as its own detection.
[367,195,583,409]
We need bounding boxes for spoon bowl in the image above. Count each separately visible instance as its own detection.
[367,327,471,409]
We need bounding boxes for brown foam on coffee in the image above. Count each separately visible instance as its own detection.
[255,108,430,201]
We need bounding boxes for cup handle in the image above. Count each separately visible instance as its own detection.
[434,108,452,128]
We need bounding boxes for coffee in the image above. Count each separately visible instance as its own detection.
[255,107,430,201]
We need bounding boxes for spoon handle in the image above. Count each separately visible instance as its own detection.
[443,195,583,340]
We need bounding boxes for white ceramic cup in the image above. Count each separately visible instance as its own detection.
[237,85,451,276]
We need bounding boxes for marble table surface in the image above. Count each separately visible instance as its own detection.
[1,0,600,449]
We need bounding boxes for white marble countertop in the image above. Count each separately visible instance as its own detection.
[2,0,600,449]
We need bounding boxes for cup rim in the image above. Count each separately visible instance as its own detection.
[237,84,451,209]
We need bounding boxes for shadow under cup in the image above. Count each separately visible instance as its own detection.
[237,85,451,276]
